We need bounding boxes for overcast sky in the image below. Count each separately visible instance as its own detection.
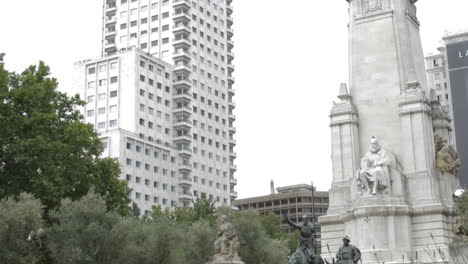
[1,0,467,198]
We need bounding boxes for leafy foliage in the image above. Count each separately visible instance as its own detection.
[0,59,131,213]
[0,193,44,263]
[1,194,292,264]
[233,210,289,264]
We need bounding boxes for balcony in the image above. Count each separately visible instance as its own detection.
[226,5,233,16]
[105,16,117,25]
[173,63,191,75]
[173,92,192,102]
[226,0,232,4]
[173,50,191,60]
[104,41,117,53]
[178,163,193,173]
[230,191,238,199]
[228,86,235,96]
[173,0,191,9]
[173,79,192,89]
[177,147,192,158]
[229,151,237,159]
[227,63,235,73]
[173,134,192,144]
[228,100,236,109]
[178,176,193,187]
[106,4,117,14]
[229,126,236,133]
[228,113,236,122]
[105,29,116,39]
[173,119,192,130]
[227,27,234,38]
[227,39,234,50]
[230,164,237,171]
[228,75,235,85]
[172,11,191,23]
[173,106,192,115]
[178,192,193,201]
[230,177,238,185]
[173,23,191,34]
[227,16,233,27]
[229,138,237,146]
[172,37,191,49]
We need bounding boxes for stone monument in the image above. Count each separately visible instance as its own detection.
[319,0,461,263]
[208,215,244,264]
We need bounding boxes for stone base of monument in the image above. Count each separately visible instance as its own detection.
[208,261,245,264]
[207,256,245,264]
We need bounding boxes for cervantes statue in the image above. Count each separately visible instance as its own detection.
[356,137,401,196]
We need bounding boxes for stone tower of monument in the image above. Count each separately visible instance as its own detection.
[319,0,460,263]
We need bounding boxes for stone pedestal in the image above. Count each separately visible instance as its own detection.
[208,261,245,264]
[207,256,245,264]
[319,1,460,263]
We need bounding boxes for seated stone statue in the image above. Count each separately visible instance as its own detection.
[213,215,241,262]
[357,137,399,195]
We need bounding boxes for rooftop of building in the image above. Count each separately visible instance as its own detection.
[233,183,328,205]
[73,47,173,69]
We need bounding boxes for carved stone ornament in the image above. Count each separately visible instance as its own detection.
[434,134,460,176]
[364,0,382,13]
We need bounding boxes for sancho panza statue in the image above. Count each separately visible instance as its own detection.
[356,137,400,195]
[336,236,361,264]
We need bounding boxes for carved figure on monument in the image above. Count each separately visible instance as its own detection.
[435,134,460,176]
[284,215,324,264]
[283,214,315,249]
[336,236,361,264]
[212,215,241,262]
[356,137,400,195]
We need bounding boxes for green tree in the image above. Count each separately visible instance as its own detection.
[260,212,285,240]
[233,210,289,264]
[0,193,44,263]
[0,59,131,213]
[47,193,125,263]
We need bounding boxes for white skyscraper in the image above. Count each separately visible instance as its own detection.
[72,0,236,214]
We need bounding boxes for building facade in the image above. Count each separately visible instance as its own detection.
[425,47,452,115]
[232,184,329,249]
[424,30,468,186]
[72,0,237,213]
[443,31,468,187]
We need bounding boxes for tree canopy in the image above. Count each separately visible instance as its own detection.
[0,57,131,214]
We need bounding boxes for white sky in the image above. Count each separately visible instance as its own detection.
[0,0,467,199]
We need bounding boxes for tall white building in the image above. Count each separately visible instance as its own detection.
[424,47,452,113]
[73,0,237,214]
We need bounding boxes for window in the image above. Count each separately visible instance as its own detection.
[109,105,117,112]
[135,192,141,199]
[110,91,118,98]
[98,122,105,129]
[87,109,94,117]
[98,107,106,115]
[109,119,117,127]
[110,76,118,83]
[88,81,95,89]
[98,93,106,101]
[88,67,95,74]
[87,95,94,103]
